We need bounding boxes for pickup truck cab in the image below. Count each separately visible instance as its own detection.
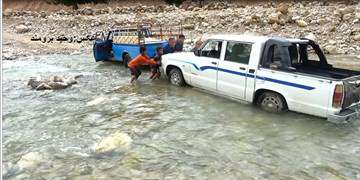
[161,34,360,123]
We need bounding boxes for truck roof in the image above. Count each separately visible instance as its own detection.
[207,34,309,44]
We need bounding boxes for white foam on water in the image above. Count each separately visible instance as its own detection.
[86,97,107,106]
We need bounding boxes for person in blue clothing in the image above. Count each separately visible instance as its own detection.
[163,37,176,54]
[175,34,185,52]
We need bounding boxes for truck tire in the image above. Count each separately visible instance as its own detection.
[257,92,287,113]
[169,68,185,87]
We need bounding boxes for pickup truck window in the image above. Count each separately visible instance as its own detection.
[201,40,222,59]
[225,42,252,64]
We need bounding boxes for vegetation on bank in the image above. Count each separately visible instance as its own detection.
[48,0,186,8]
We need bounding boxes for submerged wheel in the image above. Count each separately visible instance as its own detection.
[257,92,287,113]
[169,68,185,87]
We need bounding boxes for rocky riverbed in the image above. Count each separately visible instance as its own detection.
[2,0,360,60]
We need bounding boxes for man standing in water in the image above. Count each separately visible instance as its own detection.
[163,37,176,54]
[128,46,157,83]
[175,34,185,52]
[150,46,163,80]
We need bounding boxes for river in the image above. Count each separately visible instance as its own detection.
[2,54,360,179]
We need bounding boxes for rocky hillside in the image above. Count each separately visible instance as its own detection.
[3,0,360,56]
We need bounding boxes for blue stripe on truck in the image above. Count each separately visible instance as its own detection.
[171,60,316,91]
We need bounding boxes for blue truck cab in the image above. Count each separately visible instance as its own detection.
[93,25,181,67]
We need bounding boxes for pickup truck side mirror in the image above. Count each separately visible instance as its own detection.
[194,50,201,56]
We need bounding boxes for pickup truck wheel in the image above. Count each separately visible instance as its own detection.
[258,92,287,113]
[169,68,185,87]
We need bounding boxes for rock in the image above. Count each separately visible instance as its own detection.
[15,25,31,34]
[342,13,352,21]
[17,152,43,169]
[94,132,132,153]
[183,24,195,30]
[296,20,308,27]
[268,13,280,24]
[3,52,17,60]
[354,34,360,41]
[3,8,13,16]
[305,33,316,41]
[40,11,47,18]
[276,3,289,14]
[83,7,94,15]
[251,15,261,23]
[28,75,81,91]
[339,7,355,15]
[324,45,338,54]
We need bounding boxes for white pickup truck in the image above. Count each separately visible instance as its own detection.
[161,34,360,123]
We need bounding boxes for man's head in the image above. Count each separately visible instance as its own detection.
[140,46,146,55]
[195,40,203,49]
[168,37,176,48]
[156,46,163,56]
[177,34,185,44]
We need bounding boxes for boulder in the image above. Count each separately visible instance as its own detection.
[95,132,132,153]
[15,25,30,33]
[27,75,81,91]
[3,8,13,16]
[40,11,47,18]
[276,3,289,14]
[305,33,316,41]
[324,45,338,54]
[268,13,280,24]
[296,20,308,27]
[83,7,94,15]
[354,34,360,41]
[342,13,352,21]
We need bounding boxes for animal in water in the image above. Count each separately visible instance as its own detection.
[28,75,82,90]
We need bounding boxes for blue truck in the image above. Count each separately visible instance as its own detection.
[93,25,182,67]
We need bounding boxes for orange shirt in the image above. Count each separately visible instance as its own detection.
[128,54,157,69]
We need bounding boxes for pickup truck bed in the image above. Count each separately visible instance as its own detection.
[293,64,360,80]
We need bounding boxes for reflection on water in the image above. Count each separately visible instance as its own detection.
[2,54,360,179]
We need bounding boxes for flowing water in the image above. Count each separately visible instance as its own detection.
[2,54,360,179]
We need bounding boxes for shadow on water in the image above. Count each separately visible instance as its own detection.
[2,54,360,179]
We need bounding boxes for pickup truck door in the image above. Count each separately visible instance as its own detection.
[217,41,253,100]
[190,40,223,91]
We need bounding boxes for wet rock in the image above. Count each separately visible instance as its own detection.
[17,152,43,169]
[15,25,31,33]
[27,75,81,91]
[296,20,308,27]
[94,132,132,153]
